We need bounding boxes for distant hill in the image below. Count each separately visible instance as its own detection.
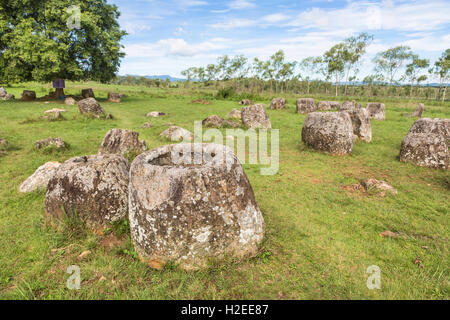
[144,75,186,82]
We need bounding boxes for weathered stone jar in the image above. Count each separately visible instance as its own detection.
[301,112,354,155]
[129,143,264,270]
[45,154,130,230]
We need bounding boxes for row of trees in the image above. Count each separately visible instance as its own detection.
[182,34,449,100]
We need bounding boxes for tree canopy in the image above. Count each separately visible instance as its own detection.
[0,0,126,84]
[373,45,413,87]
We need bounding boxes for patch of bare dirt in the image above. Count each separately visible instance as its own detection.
[192,99,210,105]
[98,233,124,251]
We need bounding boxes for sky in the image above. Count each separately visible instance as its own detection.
[109,0,450,81]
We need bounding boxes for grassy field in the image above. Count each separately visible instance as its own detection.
[0,82,448,300]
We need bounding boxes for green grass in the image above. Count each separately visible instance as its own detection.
[0,82,449,300]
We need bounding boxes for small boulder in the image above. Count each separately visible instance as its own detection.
[366,103,386,120]
[160,126,193,142]
[81,88,95,99]
[142,122,153,129]
[19,161,61,193]
[296,98,316,114]
[21,90,36,101]
[408,103,424,118]
[44,108,67,120]
[345,108,372,142]
[45,154,130,229]
[107,92,121,103]
[2,93,15,101]
[98,129,147,156]
[302,112,354,155]
[0,88,14,101]
[227,108,241,119]
[65,97,76,105]
[361,179,397,194]
[146,111,166,117]
[128,143,264,270]
[241,104,271,129]
[270,98,286,110]
[202,115,225,128]
[45,108,67,114]
[36,137,67,150]
[239,99,253,105]
[78,98,105,116]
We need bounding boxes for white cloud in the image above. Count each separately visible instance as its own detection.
[174,27,187,36]
[158,39,198,56]
[228,0,256,10]
[401,34,450,52]
[261,13,290,23]
[122,22,152,36]
[124,38,229,58]
[209,18,256,30]
[289,0,450,32]
[179,0,208,7]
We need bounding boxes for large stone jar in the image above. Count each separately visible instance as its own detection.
[128,143,264,270]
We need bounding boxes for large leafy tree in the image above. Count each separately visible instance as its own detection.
[0,0,126,86]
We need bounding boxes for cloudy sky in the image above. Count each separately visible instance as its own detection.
[109,0,450,80]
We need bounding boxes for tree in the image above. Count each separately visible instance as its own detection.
[405,54,429,96]
[323,43,346,96]
[278,61,296,93]
[181,67,197,82]
[373,46,412,88]
[0,0,126,92]
[299,56,324,94]
[227,55,248,90]
[196,67,206,83]
[269,50,286,93]
[227,55,248,79]
[216,55,231,80]
[430,49,450,101]
[342,33,373,95]
[181,66,198,88]
[205,64,217,82]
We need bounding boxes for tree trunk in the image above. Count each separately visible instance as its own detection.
[335,73,338,97]
[438,77,443,100]
[442,82,447,102]
[344,67,350,96]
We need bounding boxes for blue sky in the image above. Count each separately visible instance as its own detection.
[109,0,450,81]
